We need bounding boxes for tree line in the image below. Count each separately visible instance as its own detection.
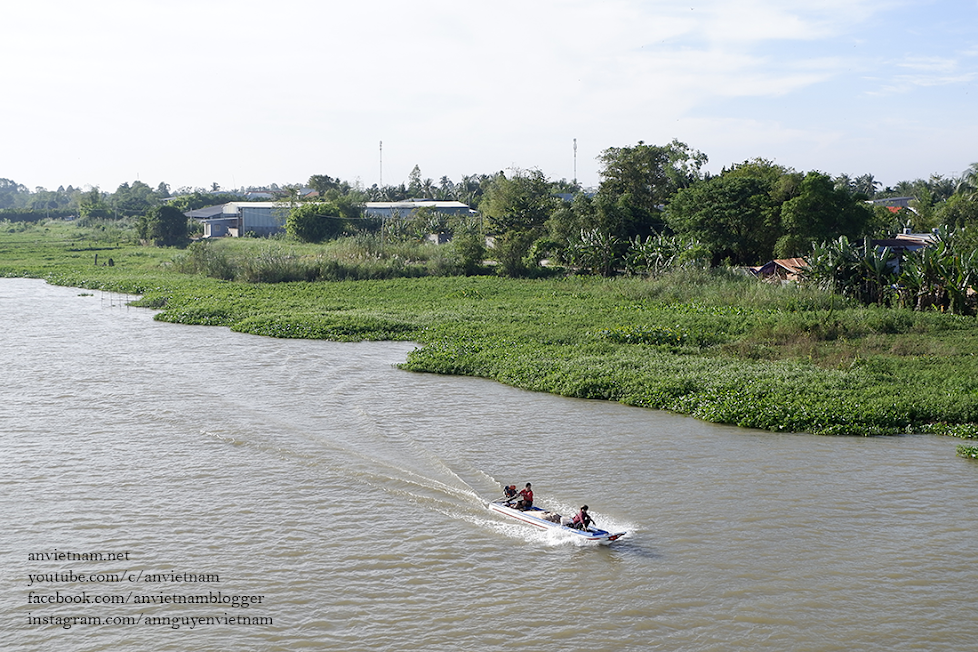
[3,141,977,278]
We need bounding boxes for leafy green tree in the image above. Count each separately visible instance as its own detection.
[437,176,456,200]
[545,192,595,262]
[454,174,492,207]
[166,191,237,212]
[138,205,188,246]
[856,237,897,305]
[928,174,956,203]
[308,174,338,196]
[479,169,563,276]
[402,206,449,242]
[596,139,707,236]
[834,173,854,194]
[907,185,938,231]
[937,194,978,231]
[0,178,30,208]
[803,236,862,295]
[79,187,112,219]
[407,165,435,198]
[890,180,916,198]
[26,188,63,214]
[286,197,362,242]
[448,220,487,275]
[666,174,780,265]
[493,230,539,278]
[870,204,912,236]
[777,172,873,257]
[112,180,157,216]
[897,229,977,314]
[480,169,558,235]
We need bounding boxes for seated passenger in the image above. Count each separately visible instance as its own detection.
[503,484,518,501]
[571,505,594,530]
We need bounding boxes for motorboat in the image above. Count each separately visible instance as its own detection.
[485,498,626,543]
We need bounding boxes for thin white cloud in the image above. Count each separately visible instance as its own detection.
[899,57,961,73]
[870,54,977,92]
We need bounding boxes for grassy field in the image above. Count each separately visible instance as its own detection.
[3,220,978,446]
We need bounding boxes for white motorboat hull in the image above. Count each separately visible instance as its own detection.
[486,500,626,543]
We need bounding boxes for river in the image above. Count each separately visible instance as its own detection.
[1,277,975,651]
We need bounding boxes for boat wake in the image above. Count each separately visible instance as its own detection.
[197,403,637,547]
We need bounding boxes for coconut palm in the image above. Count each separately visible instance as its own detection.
[854,174,881,198]
[957,163,978,201]
[928,174,956,203]
[892,180,916,197]
[834,173,855,194]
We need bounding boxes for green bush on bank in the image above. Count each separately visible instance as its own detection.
[170,237,481,284]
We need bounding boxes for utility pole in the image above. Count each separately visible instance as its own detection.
[379,140,383,187]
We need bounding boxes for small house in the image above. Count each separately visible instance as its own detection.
[753,257,808,282]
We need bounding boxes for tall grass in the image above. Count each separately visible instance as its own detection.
[171,237,471,283]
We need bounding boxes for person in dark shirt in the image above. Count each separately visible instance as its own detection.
[503,484,518,501]
[571,505,594,530]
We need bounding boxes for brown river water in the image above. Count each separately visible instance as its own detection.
[1,277,975,651]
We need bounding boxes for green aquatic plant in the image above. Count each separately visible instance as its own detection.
[597,325,689,346]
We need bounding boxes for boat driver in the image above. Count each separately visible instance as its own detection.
[571,505,593,530]
[515,483,533,510]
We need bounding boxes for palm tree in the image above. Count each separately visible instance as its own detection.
[928,174,956,203]
[854,174,881,198]
[957,163,978,201]
[834,173,855,194]
[437,176,456,201]
[892,180,916,197]
[420,178,436,200]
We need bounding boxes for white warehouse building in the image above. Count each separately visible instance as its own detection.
[199,199,475,238]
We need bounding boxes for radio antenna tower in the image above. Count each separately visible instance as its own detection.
[379,141,383,187]
[573,138,578,186]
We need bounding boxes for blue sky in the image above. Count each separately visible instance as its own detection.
[3,0,976,193]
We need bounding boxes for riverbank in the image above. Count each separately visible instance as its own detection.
[2,225,977,442]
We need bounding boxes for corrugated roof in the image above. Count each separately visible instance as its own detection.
[363,201,471,209]
[773,258,808,274]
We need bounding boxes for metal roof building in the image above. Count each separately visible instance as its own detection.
[362,200,475,219]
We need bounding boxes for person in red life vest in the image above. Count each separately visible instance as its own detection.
[515,482,533,510]
[571,505,594,530]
